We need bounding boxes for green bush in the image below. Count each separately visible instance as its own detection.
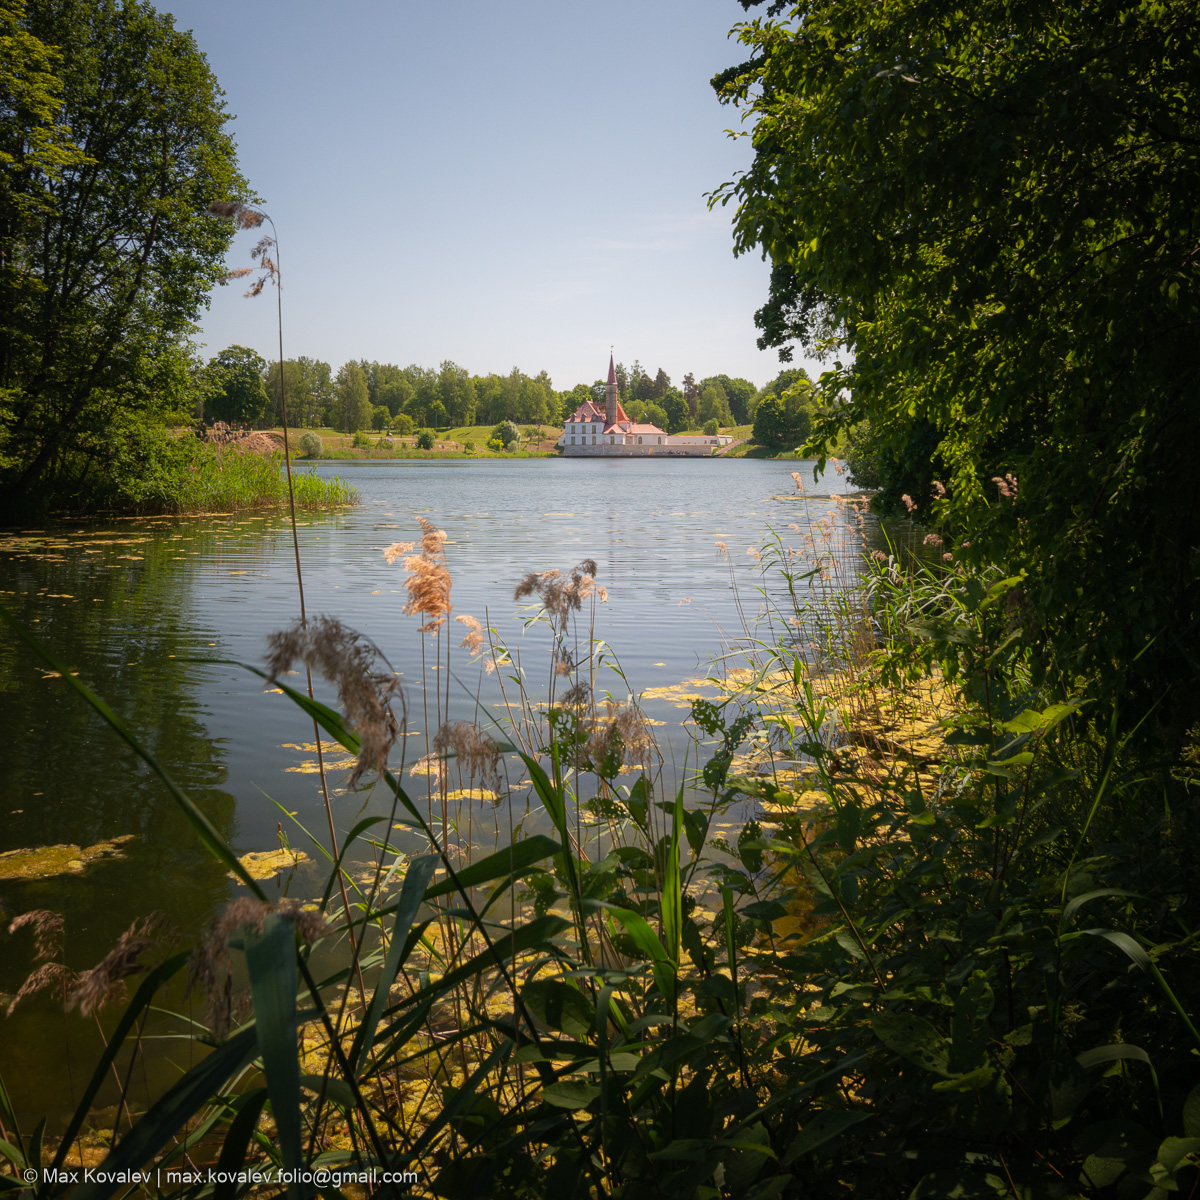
[393,412,414,436]
[415,428,435,450]
[703,418,719,436]
[298,430,323,459]
[491,419,520,448]
[462,440,475,454]
[351,429,372,450]
[487,437,503,452]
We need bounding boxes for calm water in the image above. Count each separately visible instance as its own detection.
[0,456,867,1121]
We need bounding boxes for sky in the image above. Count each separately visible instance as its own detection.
[165,0,815,393]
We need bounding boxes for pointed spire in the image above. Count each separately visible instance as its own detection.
[607,354,616,385]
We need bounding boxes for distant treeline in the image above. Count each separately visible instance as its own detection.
[203,348,814,436]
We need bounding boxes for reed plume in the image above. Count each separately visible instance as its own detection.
[389,518,451,634]
[69,914,173,1017]
[266,616,403,787]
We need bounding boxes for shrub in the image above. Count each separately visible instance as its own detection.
[415,428,435,450]
[491,420,520,448]
[504,439,519,453]
[487,437,503,452]
[297,431,323,459]
[463,440,475,454]
[393,412,414,436]
[351,429,372,450]
[703,418,719,436]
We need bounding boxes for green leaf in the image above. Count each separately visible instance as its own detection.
[1075,1043,1150,1072]
[1061,888,1142,927]
[352,854,438,1077]
[1183,1084,1200,1137]
[782,1110,872,1164]
[931,1066,996,1092]
[522,980,595,1041]
[1000,703,1079,735]
[242,915,302,1196]
[423,839,563,900]
[871,1011,950,1076]
[211,1090,269,1200]
[606,905,676,1001]
[626,776,649,830]
[1158,1137,1200,1172]
[541,1078,600,1109]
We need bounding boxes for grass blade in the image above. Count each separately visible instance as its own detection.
[351,854,438,1077]
[242,916,303,1196]
[73,1029,259,1200]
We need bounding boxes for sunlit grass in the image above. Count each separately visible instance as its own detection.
[153,445,357,514]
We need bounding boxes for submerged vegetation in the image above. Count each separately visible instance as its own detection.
[2,479,1197,1198]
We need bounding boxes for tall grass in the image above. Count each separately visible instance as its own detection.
[145,443,357,515]
[2,489,1198,1200]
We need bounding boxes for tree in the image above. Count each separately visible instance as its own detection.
[0,0,249,507]
[753,393,812,449]
[651,368,671,399]
[265,358,333,428]
[415,428,435,450]
[205,346,268,425]
[376,373,414,417]
[336,362,371,433]
[701,375,757,424]
[703,418,719,436]
[660,391,689,434]
[698,382,733,428]
[643,402,669,432]
[437,359,475,427]
[716,0,1200,738]
[682,372,700,420]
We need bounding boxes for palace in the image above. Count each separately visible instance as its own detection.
[557,355,731,457]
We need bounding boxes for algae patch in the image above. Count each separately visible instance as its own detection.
[0,835,137,882]
[229,848,311,882]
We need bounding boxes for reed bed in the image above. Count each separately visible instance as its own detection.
[147,441,357,515]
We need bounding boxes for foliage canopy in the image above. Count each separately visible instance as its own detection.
[714,0,1200,739]
[0,0,249,510]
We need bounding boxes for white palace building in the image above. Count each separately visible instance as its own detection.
[557,355,732,458]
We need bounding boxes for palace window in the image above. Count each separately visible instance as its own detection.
[637,436,642,444]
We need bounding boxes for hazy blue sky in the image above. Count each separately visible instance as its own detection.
[167,0,813,392]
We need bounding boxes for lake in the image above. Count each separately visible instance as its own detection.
[0,455,872,1122]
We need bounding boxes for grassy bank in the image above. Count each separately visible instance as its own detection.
[3,493,1197,1199]
[285,425,561,460]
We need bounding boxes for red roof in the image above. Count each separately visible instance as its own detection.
[566,398,631,428]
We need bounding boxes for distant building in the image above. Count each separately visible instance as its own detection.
[558,355,731,457]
